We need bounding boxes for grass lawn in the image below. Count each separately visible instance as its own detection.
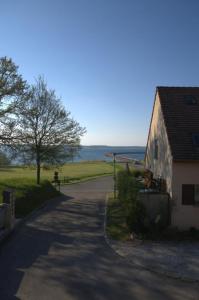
[106,194,130,241]
[0,161,113,181]
[0,161,114,217]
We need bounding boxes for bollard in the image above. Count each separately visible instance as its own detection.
[53,171,60,191]
[54,171,59,182]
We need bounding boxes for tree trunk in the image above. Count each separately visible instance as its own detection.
[36,154,41,185]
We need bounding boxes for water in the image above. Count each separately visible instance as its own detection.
[72,146,145,162]
[2,145,145,165]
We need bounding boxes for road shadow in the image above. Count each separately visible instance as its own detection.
[0,181,198,300]
[0,194,74,299]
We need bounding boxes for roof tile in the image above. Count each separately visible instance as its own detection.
[157,86,199,160]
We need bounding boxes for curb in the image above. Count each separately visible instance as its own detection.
[103,194,199,283]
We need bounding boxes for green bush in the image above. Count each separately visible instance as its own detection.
[116,170,146,234]
[117,170,137,205]
[131,169,144,178]
[126,201,147,234]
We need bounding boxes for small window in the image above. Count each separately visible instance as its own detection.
[182,184,199,205]
[154,139,158,160]
[192,134,199,147]
[184,95,197,105]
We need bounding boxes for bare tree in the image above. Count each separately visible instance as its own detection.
[15,77,86,184]
[0,56,27,143]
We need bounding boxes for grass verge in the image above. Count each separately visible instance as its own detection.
[0,178,60,218]
[0,162,117,218]
[106,193,130,241]
[0,161,114,181]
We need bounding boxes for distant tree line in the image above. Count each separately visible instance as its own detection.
[0,57,86,183]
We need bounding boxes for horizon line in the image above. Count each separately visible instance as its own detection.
[81,144,146,147]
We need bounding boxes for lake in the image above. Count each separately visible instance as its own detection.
[3,145,145,165]
[72,146,145,162]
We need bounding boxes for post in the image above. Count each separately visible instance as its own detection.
[54,171,59,182]
[2,189,15,229]
[53,171,60,191]
[113,153,116,199]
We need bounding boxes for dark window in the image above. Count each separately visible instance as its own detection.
[154,139,158,160]
[182,184,199,205]
[184,95,197,105]
[192,133,199,147]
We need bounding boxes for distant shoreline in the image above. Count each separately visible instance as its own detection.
[4,145,145,165]
[73,145,145,162]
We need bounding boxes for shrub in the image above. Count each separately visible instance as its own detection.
[117,170,129,202]
[131,169,144,178]
[116,169,146,234]
[117,170,137,205]
[126,200,147,234]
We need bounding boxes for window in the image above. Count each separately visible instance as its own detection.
[154,139,158,160]
[182,184,199,205]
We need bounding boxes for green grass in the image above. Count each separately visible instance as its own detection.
[0,178,60,217]
[106,193,130,241]
[0,161,114,217]
[0,161,114,181]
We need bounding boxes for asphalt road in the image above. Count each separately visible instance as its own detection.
[0,176,198,300]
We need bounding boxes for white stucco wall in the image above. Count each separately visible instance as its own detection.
[145,92,173,195]
[172,162,199,230]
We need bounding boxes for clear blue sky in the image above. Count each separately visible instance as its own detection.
[1,0,199,146]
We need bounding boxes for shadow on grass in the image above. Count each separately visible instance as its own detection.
[15,181,60,218]
[0,180,60,217]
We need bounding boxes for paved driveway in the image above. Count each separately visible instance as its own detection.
[0,176,198,299]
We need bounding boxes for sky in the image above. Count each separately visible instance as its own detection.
[1,0,199,146]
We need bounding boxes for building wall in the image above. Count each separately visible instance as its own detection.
[146,92,199,230]
[172,162,199,229]
[145,92,173,195]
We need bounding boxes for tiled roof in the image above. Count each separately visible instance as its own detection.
[157,86,199,160]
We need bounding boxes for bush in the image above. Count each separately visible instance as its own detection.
[127,201,147,234]
[131,169,144,178]
[116,170,146,234]
[117,170,137,205]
